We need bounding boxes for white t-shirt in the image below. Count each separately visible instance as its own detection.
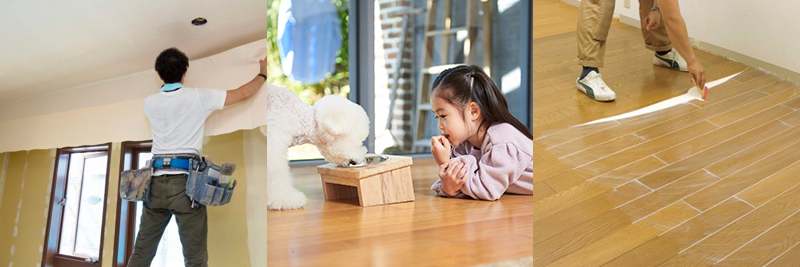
[144,87,226,174]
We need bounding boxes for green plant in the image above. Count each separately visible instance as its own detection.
[266,0,350,105]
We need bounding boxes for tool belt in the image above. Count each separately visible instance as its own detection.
[119,154,237,207]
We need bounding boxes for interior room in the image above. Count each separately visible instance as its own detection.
[533,0,800,266]
[0,0,534,266]
[267,0,533,266]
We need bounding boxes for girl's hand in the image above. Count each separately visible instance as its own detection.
[439,161,468,196]
[430,136,451,166]
[644,10,661,30]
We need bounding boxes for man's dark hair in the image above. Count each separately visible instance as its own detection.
[155,47,189,83]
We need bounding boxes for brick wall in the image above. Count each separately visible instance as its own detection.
[375,0,415,151]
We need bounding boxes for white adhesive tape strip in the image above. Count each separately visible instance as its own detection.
[580,71,744,126]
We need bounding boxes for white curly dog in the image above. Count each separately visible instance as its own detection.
[260,82,370,210]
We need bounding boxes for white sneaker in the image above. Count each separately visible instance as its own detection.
[576,71,616,102]
[654,50,689,72]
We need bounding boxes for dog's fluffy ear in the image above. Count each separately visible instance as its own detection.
[314,95,370,137]
[322,113,347,136]
[315,95,348,136]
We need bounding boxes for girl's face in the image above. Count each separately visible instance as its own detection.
[431,95,471,147]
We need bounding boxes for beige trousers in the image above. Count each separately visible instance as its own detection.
[577,0,673,67]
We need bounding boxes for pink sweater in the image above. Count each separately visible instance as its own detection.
[431,123,534,200]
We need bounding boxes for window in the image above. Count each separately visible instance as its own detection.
[269,0,532,162]
[374,0,532,154]
[43,144,111,267]
[267,0,351,161]
[112,141,183,267]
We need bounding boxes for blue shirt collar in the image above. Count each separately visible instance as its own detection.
[161,83,183,92]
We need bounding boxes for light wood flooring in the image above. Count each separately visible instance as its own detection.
[532,0,800,266]
[267,158,533,266]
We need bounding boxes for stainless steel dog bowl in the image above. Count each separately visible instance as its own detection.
[342,155,388,167]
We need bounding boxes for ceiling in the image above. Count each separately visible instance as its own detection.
[0,0,268,104]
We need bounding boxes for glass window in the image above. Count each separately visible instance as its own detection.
[133,152,185,267]
[58,151,108,259]
[44,144,111,266]
[374,0,531,154]
[267,0,351,161]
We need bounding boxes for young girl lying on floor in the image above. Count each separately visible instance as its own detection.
[429,65,533,201]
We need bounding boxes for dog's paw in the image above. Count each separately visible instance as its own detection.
[267,189,308,210]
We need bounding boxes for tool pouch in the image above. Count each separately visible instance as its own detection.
[186,161,235,206]
[119,160,154,202]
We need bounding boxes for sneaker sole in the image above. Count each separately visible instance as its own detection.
[653,56,688,72]
[576,80,615,102]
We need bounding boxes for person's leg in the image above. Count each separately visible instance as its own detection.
[127,178,172,267]
[576,0,618,101]
[168,174,209,267]
[577,0,616,69]
[638,0,672,53]
[639,0,688,71]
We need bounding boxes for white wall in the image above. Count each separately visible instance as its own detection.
[681,1,800,74]
[565,0,800,76]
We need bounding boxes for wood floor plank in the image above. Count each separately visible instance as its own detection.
[535,121,621,149]
[532,1,579,39]
[781,93,800,109]
[738,160,800,207]
[779,107,800,126]
[655,105,793,164]
[703,111,800,178]
[271,234,533,267]
[543,170,591,192]
[266,158,532,266]
[706,86,797,126]
[765,239,800,266]
[532,66,574,87]
[715,208,800,266]
[696,75,783,108]
[555,133,644,166]
[532,181,557,203]
[546,104,698,159]
[619,170,718,221]
[530,2,800,265]
[759,79,799,94]
[556,117,714,170]
[731,68,764,83]
[656,106,794,163]
[603,198,753,267]
[533,210,633,266]
[532,181,650,245]
[570,120,717,178]
[534,174,652,224]
[639,119,791,189]
[659,182,800,266]
[533,183,649,254]
[536,156,665,218]
[636,90,769,141]
[685,127,800,211]
[549,201,697,267]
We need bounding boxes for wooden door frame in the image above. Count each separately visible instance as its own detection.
[111,140,151,267]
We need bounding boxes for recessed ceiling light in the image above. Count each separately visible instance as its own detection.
[192,17,208,27]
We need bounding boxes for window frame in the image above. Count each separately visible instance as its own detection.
[42,143,112,267]
[111,140,152,267]
[289,0,533,166]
